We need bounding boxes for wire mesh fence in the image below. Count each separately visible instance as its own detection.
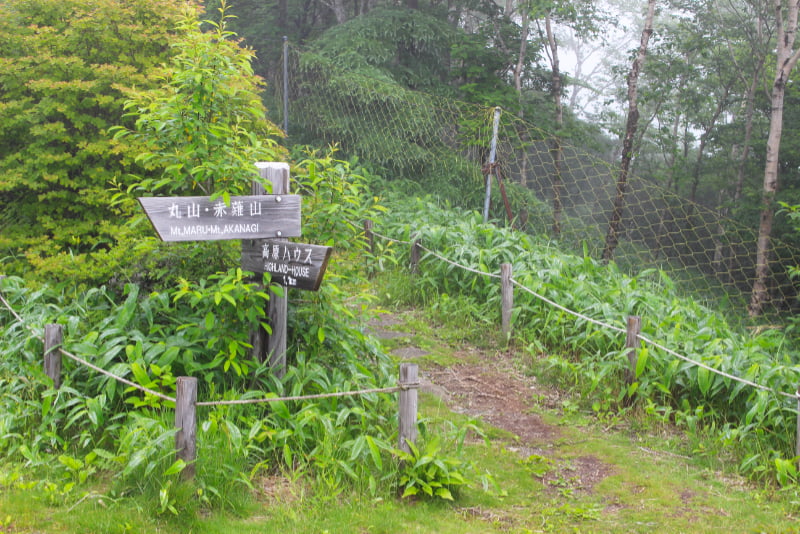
[264,47,800,318]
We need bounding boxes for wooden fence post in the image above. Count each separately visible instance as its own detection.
[410,236,421,275]
[796,385,800,461]
[501,263,513,338]
[625,316,642,384]
[398,363,419,454]
[44,324,63,389]
[250,162,289,378]
[175,376,197,480]
[364,219,375,278]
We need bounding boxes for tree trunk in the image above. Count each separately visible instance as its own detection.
[602,0,657,263]
[323,0,348,24]
[689,83,730,206]
[545,13,564,237]
[749,0,800,317]
[515,6,530,187]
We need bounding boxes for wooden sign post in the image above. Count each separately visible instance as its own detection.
[139,162,333,379]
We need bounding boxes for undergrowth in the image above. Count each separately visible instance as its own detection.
[373,191,800,486]
[0,155,483,519]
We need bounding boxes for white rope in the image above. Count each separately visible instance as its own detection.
[638,334,797,400]
[1,287,175,402]
[60,347,176,403]
[196,382,419,407]
[511,279,627,334]
[0,286,417,406]
[416,243,502,279]
[0,290,25,324]
[367,227,795,400]
[369,228,410,246]
[4,224,799,404]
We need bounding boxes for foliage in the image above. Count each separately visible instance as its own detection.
[396,436,471,501]
[304,6,457,93]
[0,153,493,513]
[291,146,387,253]
[112,1,284,201]
[0,263,396,511]
[98,3,288,291]
[374,192,800,485]
[0,0,185,285]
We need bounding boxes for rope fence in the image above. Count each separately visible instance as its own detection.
[0,276,420,480]
[3,216,800,474]
[363,222,799,402]
[196,383,419,407]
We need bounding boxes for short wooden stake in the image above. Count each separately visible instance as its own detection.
[410,237,421,275]
[625,316,642,384]
[175,376,197,480]
[44,324,63,389]
[796,385,800,460]
[398,363,419,454]
[364,219,375,277]
[501,263,513,338]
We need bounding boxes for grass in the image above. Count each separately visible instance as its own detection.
[3,296,800,532]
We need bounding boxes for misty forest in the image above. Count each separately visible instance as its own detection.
[4,0,800,531]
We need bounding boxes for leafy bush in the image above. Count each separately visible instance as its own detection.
[0,0,186,286]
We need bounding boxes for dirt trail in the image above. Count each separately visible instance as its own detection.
[369,313,612,494]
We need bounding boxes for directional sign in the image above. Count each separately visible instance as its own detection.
[138,195,301,242]
[242,239,332,291]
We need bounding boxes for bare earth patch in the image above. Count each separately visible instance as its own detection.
[369,314,614,496]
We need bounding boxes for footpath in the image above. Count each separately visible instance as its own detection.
[367,309,796,533]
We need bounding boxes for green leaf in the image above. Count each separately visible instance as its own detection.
[163,460,186,477]
[401,485,419,498]
[434,487,454,500]
[697,366,712,397]
[365,435,383,470]
[58,455,83,471]
[635,346,648,377]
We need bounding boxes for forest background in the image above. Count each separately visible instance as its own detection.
[3,0,800,319]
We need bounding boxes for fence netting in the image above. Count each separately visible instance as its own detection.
[263,47,800,318]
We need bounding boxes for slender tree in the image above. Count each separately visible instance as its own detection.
[749,0,800,316]
[602,0,658,262]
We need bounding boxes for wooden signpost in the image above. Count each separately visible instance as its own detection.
[138,162,332,380]
[137,162,337,479]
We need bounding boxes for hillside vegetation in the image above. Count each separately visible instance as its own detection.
[4,1,800,531]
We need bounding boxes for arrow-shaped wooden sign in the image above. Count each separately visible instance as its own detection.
[241,239,332,291]
[138,195,301,242]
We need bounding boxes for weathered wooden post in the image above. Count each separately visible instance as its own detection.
[44,324,63,389]
[795,385,800,461]
[625,316,642,384]
[175,376,197,480]
[410,236,421,275]
[364,219,375,277]
[501,263,513,338]
[255,162,289,378]
[398,363,419,454]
